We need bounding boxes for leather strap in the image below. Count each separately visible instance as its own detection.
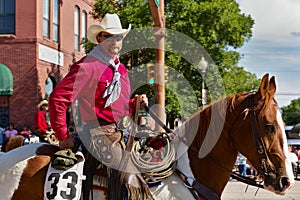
[176,169,220,200]
[247,94,277,178]
[192,181,220,200]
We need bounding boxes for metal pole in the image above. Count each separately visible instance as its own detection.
[202,79,207,107]
[198,57,207,107]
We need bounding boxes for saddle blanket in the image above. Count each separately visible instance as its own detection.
[44,152,85,200]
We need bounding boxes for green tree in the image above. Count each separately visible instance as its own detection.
[86,0,260,121]
[282,98,300,125]
[222,65,260,95]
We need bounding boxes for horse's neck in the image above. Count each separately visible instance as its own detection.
[185,102,238,196]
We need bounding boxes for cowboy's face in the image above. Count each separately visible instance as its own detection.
[96,32,124,58]
[42,104,49,111]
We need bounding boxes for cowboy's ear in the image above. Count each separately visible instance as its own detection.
[255,73,269,102]
[96,35,101,43]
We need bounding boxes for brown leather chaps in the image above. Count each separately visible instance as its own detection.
[81,123,152,200]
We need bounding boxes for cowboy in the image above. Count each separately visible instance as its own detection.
[35,100,52,142]
[49,13,152,199]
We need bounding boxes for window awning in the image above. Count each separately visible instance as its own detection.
[0,64,13,96]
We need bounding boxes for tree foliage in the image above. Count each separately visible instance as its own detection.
[282,98,300,125]
[87,0,261,121]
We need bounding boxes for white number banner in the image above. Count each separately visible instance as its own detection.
[44,152,85,200]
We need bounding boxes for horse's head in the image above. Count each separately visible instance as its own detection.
[5,135,25,152]
[234,74,294,195]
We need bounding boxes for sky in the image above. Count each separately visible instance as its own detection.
[237,0,300,107]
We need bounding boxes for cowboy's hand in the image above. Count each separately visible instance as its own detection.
[59,135,75,150]
[46,130,53,135]
[46,128,55,135]
[139,94,148,107]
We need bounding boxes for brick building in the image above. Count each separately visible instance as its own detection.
[0,0,97,131]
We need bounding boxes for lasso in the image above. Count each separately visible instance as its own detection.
[131,133,176,184]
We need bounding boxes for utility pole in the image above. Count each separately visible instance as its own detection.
[149,0,166,130]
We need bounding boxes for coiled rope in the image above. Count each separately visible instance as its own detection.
[131,133,176,184]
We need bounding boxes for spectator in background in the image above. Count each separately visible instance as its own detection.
[4,123,18,140]
[237,152,247,176]
[291,146,300,160]
[288,145,298,171]
[0,126,4,148]
[35,100,52,142]
[19,124,32,138]
[1,123,18,152]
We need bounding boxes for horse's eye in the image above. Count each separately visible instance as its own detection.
[265,124,275,133]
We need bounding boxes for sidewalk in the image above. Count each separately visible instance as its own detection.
[221,179,300,200]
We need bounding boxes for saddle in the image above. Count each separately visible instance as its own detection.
[51,149,78,170]
[36,144,61,157]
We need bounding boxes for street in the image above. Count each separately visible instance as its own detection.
[222,179,300,200]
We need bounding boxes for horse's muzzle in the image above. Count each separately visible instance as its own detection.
[265,176,292,195]
[275,176,291,194]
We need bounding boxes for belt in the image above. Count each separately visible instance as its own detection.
[85,119,116,129]
[86,116,132,130]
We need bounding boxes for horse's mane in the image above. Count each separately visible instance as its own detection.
[177,89,275,146]
[183,90,274,129]
[177,90,275,158]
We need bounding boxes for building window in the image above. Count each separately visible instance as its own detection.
[43,0,50,38]
[53,0,60,42]
[0,96,10,128]
[45,76,55,99]
[81,10,87,53]
[0,0,15,34]
[74,6,80,51]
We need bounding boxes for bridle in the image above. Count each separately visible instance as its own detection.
[211,92,283,191]
[189,92,284,198]
[198,93,281,197]
[246,93,278,182]
[212,93,280,189]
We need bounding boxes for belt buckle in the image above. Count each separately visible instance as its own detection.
[118,115,133,130]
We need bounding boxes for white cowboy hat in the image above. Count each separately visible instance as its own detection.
[87,13,131,44]
[37,100,48,109]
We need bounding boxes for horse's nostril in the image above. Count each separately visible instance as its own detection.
[279,176,290,191]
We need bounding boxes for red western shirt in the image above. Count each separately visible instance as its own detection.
[35,110,49,133]
[49,56,131,141]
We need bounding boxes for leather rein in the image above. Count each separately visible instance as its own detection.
[143,105,220,200]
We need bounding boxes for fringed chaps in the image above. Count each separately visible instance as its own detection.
[84,123,153,200]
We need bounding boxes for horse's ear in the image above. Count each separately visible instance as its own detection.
[268,76,276,98]
[256,73,270,101]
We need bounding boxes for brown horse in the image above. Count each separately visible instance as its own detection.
[173,73,294,198]
[0,74,294,199]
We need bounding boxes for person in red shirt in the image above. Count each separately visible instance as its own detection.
[49,13,150,200]
[35,100,52,142]
[19,124,32,138]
